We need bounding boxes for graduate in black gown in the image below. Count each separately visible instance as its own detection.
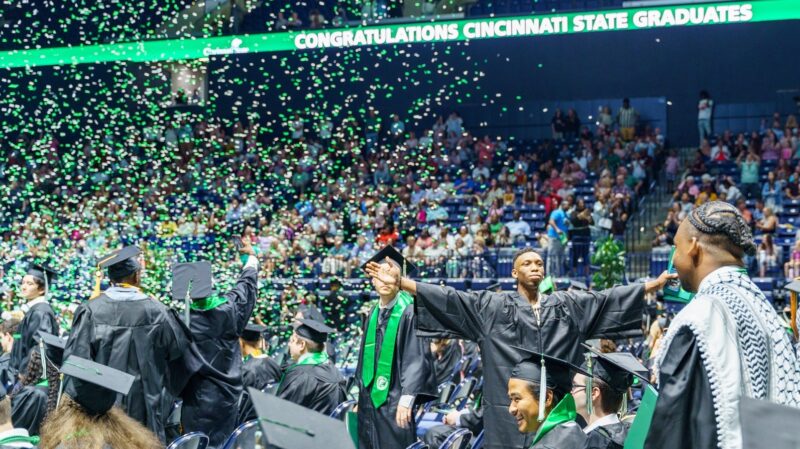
[644,202,800,449]
[63,246,190,443]
[276,318,346,414]
[0,320,20,390]
[358,247,436,449]
[175,239,259,448]
[431,338,463,386]
[10,332,64,436]
[507,350,589,449]
[238,323,282,424]
[10,264,59,377]
[575,349,648,449]
[369,247,673,449]
[422,405,483,448]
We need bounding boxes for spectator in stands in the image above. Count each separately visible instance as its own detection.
[506,211,531,244]
[710,139,730,162]
[616,98,639,141]
[287,11,303,29]
[718,177,743,205]
[417,229,434,250]
[473,164,491,187]
[697,90,714,145]
[551,109,566,140]
[376,224,399,246]
[322,236,349,277]
[547,200,569,277]
[665,150,679,191]
[652,224,673,247]
[598,105,614,131]
[761,131,779,160]
[308,9,326,28]
[569,198,592,275]
[609,194,629,237]
[737,150,761,199]
[495,227,513,247]
[453,172,475,197]
[564,109,581,140]
[761,171,784,213]
[778,137,795,161]
[389,114,405,145]
[784,173,800,202]
[758,234,779,277]
[427,201,449,223]
[784,239,800,279]
[402,236,425,263]
[756,207,778,234]
[735,198,753,229]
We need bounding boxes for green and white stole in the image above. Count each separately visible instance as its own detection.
[361,291,413,408]
[530,393,578,447]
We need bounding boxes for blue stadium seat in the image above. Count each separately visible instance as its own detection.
[446,278,467,291]
[329,400,357,420]
[440,429,472,449]
[221,420,260,449]
[751,277,775,292]
[470,278,494,291]
[167,432,209,449]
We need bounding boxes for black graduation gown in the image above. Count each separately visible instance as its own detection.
[238,355,283,424]
[11,385,48,435]
[0,353,16,390]
[413,282,644,449]
[433,340,463,385]
[532,421,588,449]
[584,421,629,449]
[63,288,190,443]
[355,301,437,449]
[10,302,58,375]
[644,328,717,449]
[276,359,347,415]
[180,267,258,449]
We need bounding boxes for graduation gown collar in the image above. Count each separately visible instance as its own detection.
[531,393,578,446]
[21,296,47,313]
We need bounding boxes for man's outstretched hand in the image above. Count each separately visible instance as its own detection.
[645,270,679,294]
[365,261,400,286]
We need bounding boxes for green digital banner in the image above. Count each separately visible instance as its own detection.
[1,0,798,68]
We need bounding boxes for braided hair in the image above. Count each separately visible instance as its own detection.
[686,201,757,258]
[15,349,62,413]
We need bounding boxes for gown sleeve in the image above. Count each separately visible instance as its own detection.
[643,327,718,449]
[225,267,258,336]
[11,386,48,435]
[398,307,436,403]
[559,284,644,339]
[63,305,95,361]
[18,308,51,372]
[413,282,501,341]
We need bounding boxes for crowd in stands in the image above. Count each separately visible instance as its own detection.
[657,111,800,281]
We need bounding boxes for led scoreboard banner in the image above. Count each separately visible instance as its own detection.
[0,0,798,68]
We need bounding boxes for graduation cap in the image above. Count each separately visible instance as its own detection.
[510,345,589,421]
[248,388,355,449]
[361,245,418,277]
[26,263,57,293]
[783,280,800,340]
[242,323,266,342]
[60,355,135,416]
[581,344,649,392]
[293,318,335,344]
[171,261,215,300]
[39,331,67,367]
[740,396,800,449]
[92,246,142,298]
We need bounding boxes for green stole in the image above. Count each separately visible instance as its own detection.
[361,291,413,408]
[190,295,228,311]
[276,351,329,392]
[0,434,40,446]
[530,393,578,447]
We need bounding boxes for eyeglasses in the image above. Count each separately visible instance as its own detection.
[571,383,586,392]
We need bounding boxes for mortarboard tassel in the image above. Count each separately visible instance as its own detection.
[538,356,547,422]
[90,266,103,300]
[38,340,48,387]
[620,391,628,418]
[586,354,593,417]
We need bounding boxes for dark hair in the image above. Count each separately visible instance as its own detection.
[687,201,757,257]
[594,378,624,415]
[512,247,539,267]
[700,90,711,99]
[298,336,323,354]
[109,272,137,285]
[524,381,565,408]
[16,350,61,413]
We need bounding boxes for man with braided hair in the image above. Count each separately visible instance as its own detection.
[645,201,800,449]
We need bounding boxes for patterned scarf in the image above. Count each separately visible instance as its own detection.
[655,266,800,449]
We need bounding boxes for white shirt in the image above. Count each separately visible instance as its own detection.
[378,297,415,409]
[583,413,621,434]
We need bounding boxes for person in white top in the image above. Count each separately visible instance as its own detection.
[698,90,714,145]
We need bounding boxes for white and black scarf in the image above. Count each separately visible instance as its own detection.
[655,266,800,449]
